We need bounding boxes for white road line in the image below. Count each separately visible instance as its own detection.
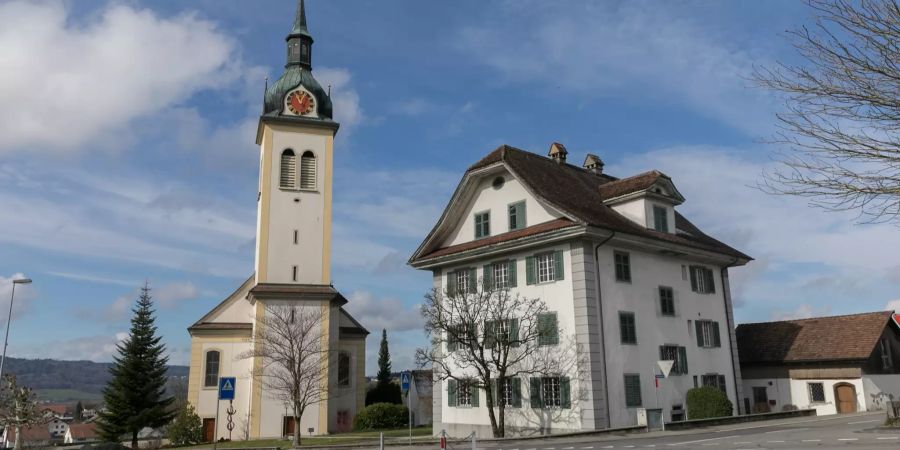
[580,447,594,449]
[848,419,879,424]
[878,436,899,440]
[765,440,785,443]
[667,435,739,446]
[801,440,821,442]
[562,447,574,449]
[600,446,614,449]
[731,442,751,445]
[838,438,858,441]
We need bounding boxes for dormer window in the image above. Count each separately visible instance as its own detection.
[652,205,668,232]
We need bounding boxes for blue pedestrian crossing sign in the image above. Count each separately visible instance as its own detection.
[401,371,411,393]
[218,377,236,400]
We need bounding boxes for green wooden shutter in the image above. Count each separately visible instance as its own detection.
[526,256,536,285]
[512,378,522,408]
[689,267,698,292]
[530,378,542,408]
[468,268,477,293]
[448,380,457,407]
[509,318,519,347]
[518,202,527,229]
[696,321,704,347]
[705,269,716,294]
[713,321,721,347]
[717,375,726,393]
[560,377,571,408]
[549,313,559,345]
[447,272,457,297]
[484,321,496,349]
[483,264,493,291]
[470,383,479,407]
[508,260,517,287]
[447,327,458,352]
[679,346,688,374]
[554,250,564,281]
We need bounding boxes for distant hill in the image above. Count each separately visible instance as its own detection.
[3,357,189,403]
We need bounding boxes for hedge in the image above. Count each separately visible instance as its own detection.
[353,402,409,430]
[686,386,733,420]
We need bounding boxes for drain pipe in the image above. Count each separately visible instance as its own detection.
[593,231,616,428]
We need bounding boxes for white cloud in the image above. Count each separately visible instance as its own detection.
[885,299,900,313]
[459,1,775,134]
[770,304,831,321]
[316,67,365,136]
[13,332,128,362]
[155,281,200,309]
[345,291,423,334]
[0,1,239,152]
[46,271,136,287]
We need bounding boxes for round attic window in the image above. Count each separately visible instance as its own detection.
[492,176,505,190]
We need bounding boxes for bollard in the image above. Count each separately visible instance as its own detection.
[471,432,476,450]
[380,432,384,450]
[440,430,446,450]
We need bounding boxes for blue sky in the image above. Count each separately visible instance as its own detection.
[1,0,898,373]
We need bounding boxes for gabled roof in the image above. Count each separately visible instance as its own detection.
[67,423,98,440]
[411,145,750,264]
[736,311,894,364]
[339,308,370,337]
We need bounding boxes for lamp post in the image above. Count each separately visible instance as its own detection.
[0,278,31,383]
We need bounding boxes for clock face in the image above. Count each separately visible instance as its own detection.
[287,90,315,116]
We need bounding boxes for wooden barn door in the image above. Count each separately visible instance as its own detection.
[835,384,857,413]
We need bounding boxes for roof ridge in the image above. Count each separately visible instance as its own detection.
[737,310,891,327]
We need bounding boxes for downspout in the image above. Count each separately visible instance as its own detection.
[721,257,741,414]
[593,231,616,428]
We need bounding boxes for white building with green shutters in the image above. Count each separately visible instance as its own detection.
[409,143,751,436]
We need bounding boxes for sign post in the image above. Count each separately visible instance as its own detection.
[654,361,673,431]
[401,371,411,444]
[215,377,236,449]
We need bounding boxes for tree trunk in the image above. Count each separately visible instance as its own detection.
[132,430,138,450]
[13,425,21,450]
[484,383,501,438]
[292,406,304,448]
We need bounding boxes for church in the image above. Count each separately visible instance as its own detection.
[186,1,368,441]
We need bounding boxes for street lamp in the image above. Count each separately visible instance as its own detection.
[0,278,31,383]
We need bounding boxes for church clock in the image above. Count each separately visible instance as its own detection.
[286,89,316,116]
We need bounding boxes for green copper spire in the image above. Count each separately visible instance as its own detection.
[288,0,312,39]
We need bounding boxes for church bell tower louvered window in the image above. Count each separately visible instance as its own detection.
[280,149,297,189]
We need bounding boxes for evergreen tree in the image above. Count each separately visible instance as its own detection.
[376,329,392,385]
[365,329,401,405]
[74,401,84,422]
[98,283,175,449]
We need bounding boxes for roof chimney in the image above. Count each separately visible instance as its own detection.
[583,153,605,175]
[548,142,568,164]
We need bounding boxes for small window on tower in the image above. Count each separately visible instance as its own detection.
[292,265,298,282]
[300,151,317,190]
[302,44,309,58]
[280,149,297,189]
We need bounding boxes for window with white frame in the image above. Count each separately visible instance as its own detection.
[537,252,555,283]
[808,382,825,403]
[456,270,471,295]
[458,381,472,406]
[475,211,491,239]
[701,374,727,393]
[696,320,721,348]
[204,350,220,387]
[493,263,509,289]
[652,205,668,232]
[299,151,317,190]
[659,345,688,375]
[659,286,675,316]
[541,377,561,408]
[690,266,716,294]
[615,251,631,282]
[500,378,514,407]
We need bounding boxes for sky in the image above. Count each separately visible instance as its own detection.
[0,0,898,374]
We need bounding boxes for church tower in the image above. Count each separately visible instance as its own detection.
[254,0,338,286]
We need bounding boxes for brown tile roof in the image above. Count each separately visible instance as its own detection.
[420,219,578,260]
[736,311,893,364]
[249,283,349,305]
[8,425,51,442]
[423,145,750,262]
[67,423,98,440]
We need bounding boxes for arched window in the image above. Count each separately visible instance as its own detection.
[300,151,317,190]
[280,149,297,189]
[204,350,220,387]
[337,352,351,387]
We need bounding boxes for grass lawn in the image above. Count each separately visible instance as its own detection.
[183,426,433,448]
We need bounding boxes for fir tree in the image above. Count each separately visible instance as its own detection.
[98,282,175,449]
[376,329,392,385]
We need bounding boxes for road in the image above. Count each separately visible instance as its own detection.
[436,412,900,450]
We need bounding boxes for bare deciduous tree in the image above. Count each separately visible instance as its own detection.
[416,282,579,438]
[240,305,329,448]
[755,0,900,222]
[0,375,46,450]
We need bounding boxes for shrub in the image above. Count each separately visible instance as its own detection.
[686,387,733,420]
[353,402,408,430]
[167,404,203,446]
[365,382,402,405]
